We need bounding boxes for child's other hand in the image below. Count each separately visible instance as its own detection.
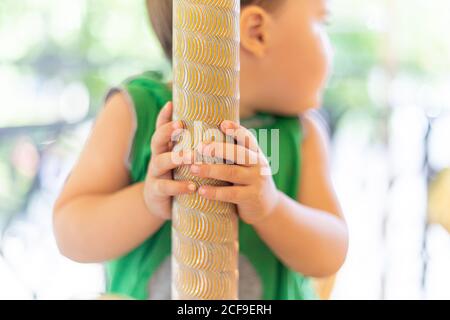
[190,121,280,225]
[143,102,196,220]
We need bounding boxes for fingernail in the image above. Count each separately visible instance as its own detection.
[197,141,210,154]
[202,140,212,145]
[199,187,207,195]
[188,183,197,192]
[183,152,192,162]
[190,165,200,174]
[201,141,212,151]
[222,120,234,129]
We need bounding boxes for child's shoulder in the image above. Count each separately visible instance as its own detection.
[102,71,172,177]
[120,71,172,108]
[124,70,167,89]
[107,71,172,118]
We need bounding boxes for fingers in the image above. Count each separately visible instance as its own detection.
[156,102,173,128]
[197,141,260,166]
[198,185,248,204]
[149,151,194,177]
[151,178,197,197]
[220,121,259,152]
[190,164,256,185]
[151,120,184,154]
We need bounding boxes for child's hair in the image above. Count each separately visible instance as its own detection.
[146,0,282,61]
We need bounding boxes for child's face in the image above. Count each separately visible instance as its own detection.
[240,0,332,115]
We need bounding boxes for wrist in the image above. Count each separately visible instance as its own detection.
[141,182,154,214]
[141,182,170,222]
[250,190,282,227]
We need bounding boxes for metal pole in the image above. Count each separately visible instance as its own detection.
[172,0,240,300]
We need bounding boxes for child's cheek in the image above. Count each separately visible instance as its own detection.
[317,27,334,88]
[291,25,331,109]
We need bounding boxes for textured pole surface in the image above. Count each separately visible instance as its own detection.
[172,0,240,300]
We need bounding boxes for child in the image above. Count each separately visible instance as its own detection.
[54,0,348,300]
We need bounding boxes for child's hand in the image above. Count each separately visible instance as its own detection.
[190,121,280,225]
[143,102,196,220]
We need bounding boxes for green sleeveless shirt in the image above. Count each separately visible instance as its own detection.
[105,71,316,300]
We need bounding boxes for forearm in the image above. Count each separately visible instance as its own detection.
[53,182,165,263]
[253,191,348,277]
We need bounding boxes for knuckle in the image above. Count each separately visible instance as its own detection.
[156,116,164,127]
[149,160,158,177]
[256,185,265,200]
[148,177,158,194]
[237,128,247,140]
[225,189,236,202]
[144,178,152,194]
[255,169,265,182]
[228,166,238,181]
[175,182,185,193]
[152,179,160,193]
[249,187,260,203]
[208,188,217,200]
[150,136,158,152]
[202,165,210,177]
[171,151,182,166]
[155,155,166,174]
[183,182,191,193]
[155,179,165,194]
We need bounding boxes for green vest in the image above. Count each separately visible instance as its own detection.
[105,71,316,300]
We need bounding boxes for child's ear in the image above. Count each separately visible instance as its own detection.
[240,6,273,58]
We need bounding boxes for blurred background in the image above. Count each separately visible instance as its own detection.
[1,0,450,299]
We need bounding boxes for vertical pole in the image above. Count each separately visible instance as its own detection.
[172,0,240,300]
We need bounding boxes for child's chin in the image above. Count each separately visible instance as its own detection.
[276,104,315,116]
[301,93,323,111]
[287,95,322,115]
